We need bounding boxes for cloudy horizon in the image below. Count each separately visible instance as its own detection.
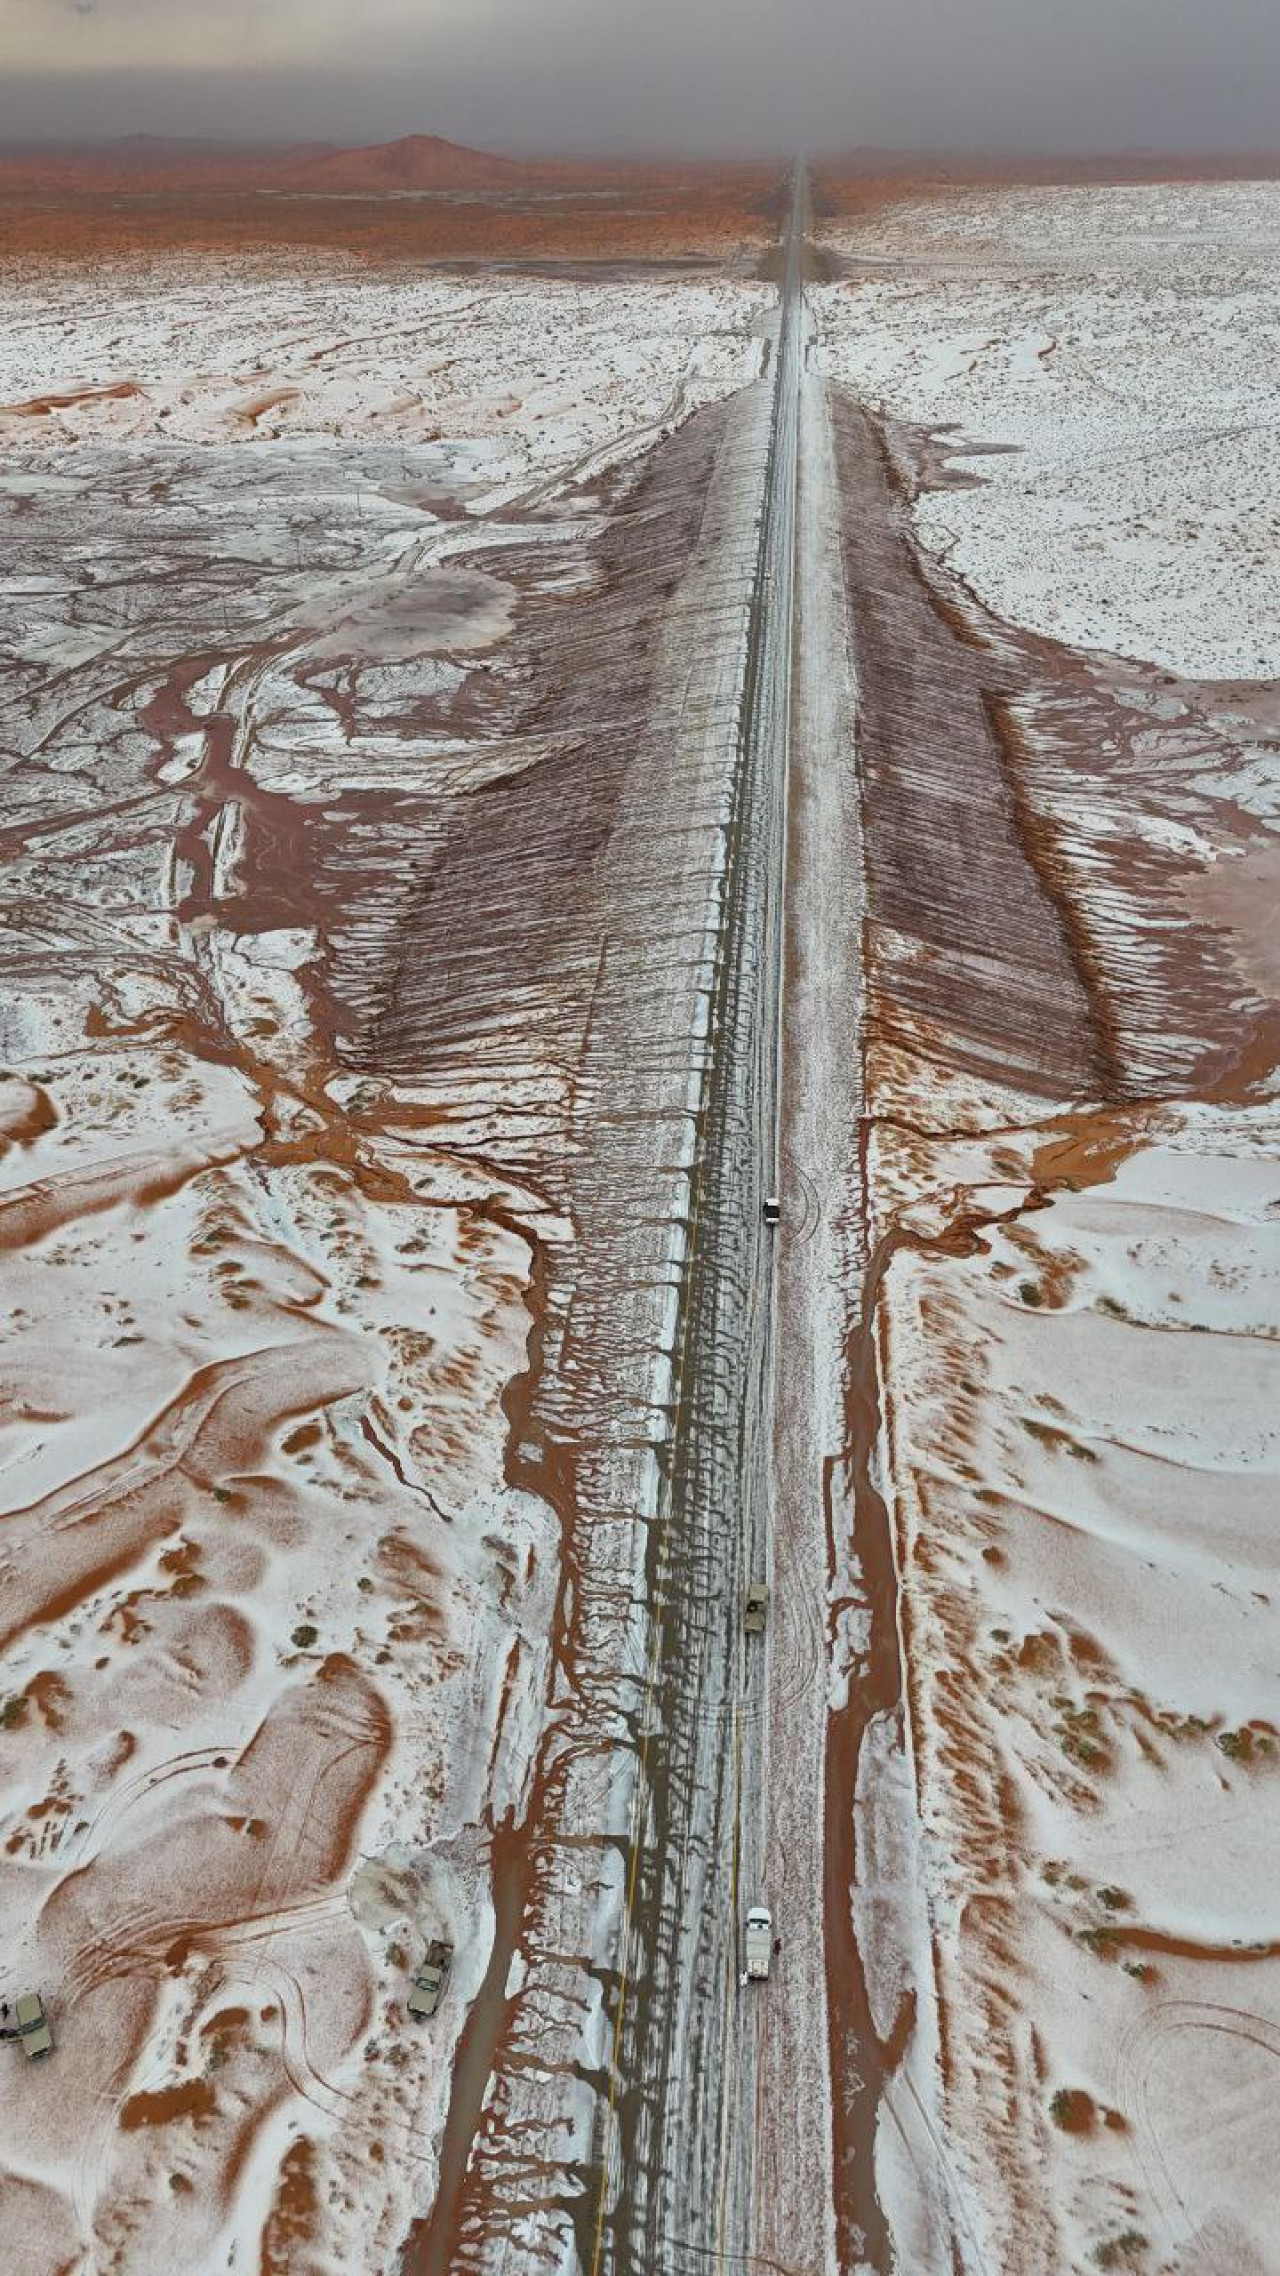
[1,0,1277,156]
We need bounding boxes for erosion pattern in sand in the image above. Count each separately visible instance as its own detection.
[0,240,769,2272]
[817,183,1280,2273]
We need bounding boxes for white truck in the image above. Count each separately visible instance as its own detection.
[744,1906,773,1981]
[3,1992,53,2058]
[743,1583,769,1635]
[407,1940,453,2021]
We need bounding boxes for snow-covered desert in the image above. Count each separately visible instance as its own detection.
[0,198,773,2270]
[816,177,1280,2276]
[1,149,1278,2276]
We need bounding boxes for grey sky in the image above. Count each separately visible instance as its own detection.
[1,0,1276,155]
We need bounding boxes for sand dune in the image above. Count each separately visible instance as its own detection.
[0,232,767,2267]
[821,179,1280,2272]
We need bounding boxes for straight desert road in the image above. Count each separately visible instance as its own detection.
[614,170,931,2276]
[412,164,915,2276]
[747,315,864,2276]
[590,171,810,2270]
[594,165,886,2275]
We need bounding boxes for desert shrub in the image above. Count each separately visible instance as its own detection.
[1094,2232,1147,2269]
[1077,1927,1118,1957]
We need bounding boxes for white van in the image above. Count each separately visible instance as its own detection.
[744,1907,773,1981]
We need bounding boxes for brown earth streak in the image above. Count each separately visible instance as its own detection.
[831,382,1280,2265]
[119,2077,218,2131]
[404,397,761,2268]
[833,398,1276,1109]
[259,2135,319,2274]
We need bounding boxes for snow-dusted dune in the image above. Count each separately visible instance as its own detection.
[821,178,1280,2276]
[0,250,768,2268]
[817,181,1280,679]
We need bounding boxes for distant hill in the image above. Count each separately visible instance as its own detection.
[278,134,531,194]
[0,130,774,209]
[0,132,540,199]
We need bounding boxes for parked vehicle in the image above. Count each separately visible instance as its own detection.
[762,1196,781,1226]
[14,1993,52,2058]
[743,1583,769,1634]
[744,1907,773,1981]
[407,1940,453,2020]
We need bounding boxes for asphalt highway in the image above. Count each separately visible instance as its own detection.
[588,166,811,2276]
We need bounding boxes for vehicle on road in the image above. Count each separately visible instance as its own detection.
[14,1993,53,2058]
[408,1940,453,2020]
[744,1906,773,1981]
[743,1583,769,1634]
[762,1195,781,1226]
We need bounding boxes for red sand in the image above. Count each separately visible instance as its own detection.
[0,138,778,264]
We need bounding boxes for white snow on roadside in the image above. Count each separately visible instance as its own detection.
[823,172,1280,2275]
[0,256,770,507]
[0,244,772,2271]
[877,1101,1280,2275]
[816,182,1280,677]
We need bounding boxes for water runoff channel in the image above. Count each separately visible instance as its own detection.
[587,162,808,2276]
